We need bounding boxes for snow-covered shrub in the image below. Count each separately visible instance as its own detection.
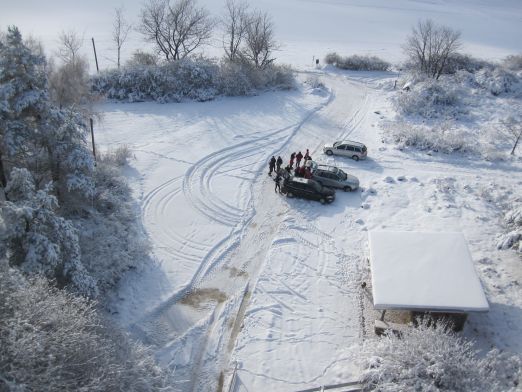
[497,203,522,252]
[503,54,522,71]
[324,52,391,71]
[385,121,477,154]
[100,145,134,167]
[395,79,461,119]
[91,58,295,103]
[360,320,521,391]
[305,75,325,89]
[475,68,520,96]
[443,53,491,74]
[1,168,98,297]
[0,259,172,391]
[73,159,151,294]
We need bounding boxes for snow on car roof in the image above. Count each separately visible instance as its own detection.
[369,231,489,313]
[291,177,309,184]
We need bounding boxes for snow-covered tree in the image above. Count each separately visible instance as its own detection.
[1,168,97,297]
[360,320,521,391]
[499,116,522,155]
[113,6,132,69]
[1,27,95,203]
[222,0,249,62]
[241,9,277,69]
[0,258,172,391]
[404,19,462,79]
[0,26,48,188]
[139,0,215,61]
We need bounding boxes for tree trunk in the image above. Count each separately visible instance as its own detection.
[0,149,7,190]
[511,129,521,155]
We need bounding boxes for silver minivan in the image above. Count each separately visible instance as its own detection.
[323,140,367,160]
[306,161,360,192]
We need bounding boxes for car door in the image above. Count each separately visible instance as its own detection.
[336,144,348,156]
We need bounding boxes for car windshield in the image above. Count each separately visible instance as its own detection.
[333,141,341,147]
[362,145,367,152]
[339,170,347,180]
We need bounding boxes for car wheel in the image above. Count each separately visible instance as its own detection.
[325,150,333,156]
[320,198,326,204]
[343,186,352,192]
[352,155,360,161]
[287,192,294,198]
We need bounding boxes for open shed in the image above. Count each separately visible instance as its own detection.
[368,231,489,333]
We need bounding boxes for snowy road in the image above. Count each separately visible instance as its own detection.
[97,69,522,392]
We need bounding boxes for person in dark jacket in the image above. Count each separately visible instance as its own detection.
[276,156,283,172]
[304,149,311,161]
[289,152,296,168]
[296,151,303,167]
[268,156,276,175]
[274,172,282,193]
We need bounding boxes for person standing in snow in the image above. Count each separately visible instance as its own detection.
[296,151,303,167]
[268,156,276,175]
[304,149,311,161]
[289,152,296,168]
[276,156,283,172]
[304,166,312,179]
[275,171,282,193]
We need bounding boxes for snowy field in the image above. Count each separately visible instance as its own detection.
[96,68,522,391]
[3,0,522,69]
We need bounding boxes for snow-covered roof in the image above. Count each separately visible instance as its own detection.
[369,231,489,313]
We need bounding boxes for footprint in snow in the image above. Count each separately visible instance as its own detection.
[384,176,395,184]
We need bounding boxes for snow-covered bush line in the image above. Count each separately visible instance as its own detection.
[324,52,391,71]
[360,320,521,391]
[0,259,172,392]
[91,59,295,103]
[72,155,152,295]
[497,202,522,252]
[384,121,479,154]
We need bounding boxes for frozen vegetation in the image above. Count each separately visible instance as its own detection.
[361,321,521,391]
[324,52,391,71]
[91,60,295,103]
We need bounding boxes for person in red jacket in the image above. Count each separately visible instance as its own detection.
[295,151,303,167]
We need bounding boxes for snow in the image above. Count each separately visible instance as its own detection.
[369,231,489,312]
[93,69,522,391]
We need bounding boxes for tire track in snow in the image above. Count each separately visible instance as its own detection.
[181,125,295,227]
[131,90,336,349]
[142,176,210,262]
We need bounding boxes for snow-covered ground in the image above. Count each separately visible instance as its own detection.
[96,68,522,391]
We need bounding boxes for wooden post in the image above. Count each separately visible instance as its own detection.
[90,118,97,162]
[91,38,99,73]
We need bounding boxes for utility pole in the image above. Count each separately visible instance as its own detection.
[90,118,97,162]
[91,38,99,73]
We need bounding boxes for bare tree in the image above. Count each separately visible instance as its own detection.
[404,19,461,79]
[222,0,248,62]
[57,30,83,64]
[139,0,214,61]
[499,117,522,155]
[241,10,276,68]
[113,6,132,68]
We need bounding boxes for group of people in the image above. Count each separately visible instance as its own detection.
[268,149,313,193]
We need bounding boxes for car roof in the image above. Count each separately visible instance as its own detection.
[290,177,310,184]
[337,140,366,147]
[316,165,339,173]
